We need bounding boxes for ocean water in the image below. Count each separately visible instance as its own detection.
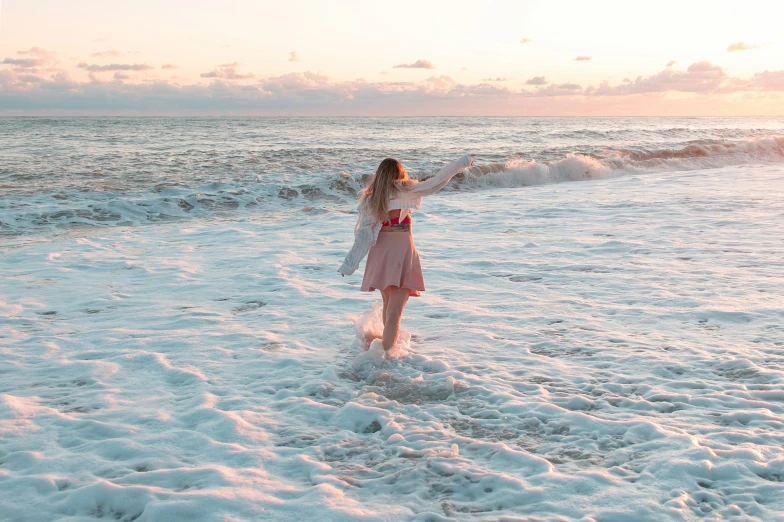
[1,117,783,520]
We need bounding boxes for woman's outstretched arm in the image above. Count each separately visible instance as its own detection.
[410,154,474,196]
[339,206,381,276]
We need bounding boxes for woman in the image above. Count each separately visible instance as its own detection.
[339,153,475,351]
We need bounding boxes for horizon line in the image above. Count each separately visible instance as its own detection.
[2,114,784,118]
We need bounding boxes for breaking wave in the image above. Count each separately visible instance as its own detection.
[455,136,784,189]
[2,137,783,238]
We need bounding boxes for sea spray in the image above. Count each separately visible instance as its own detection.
[4,135,784,239]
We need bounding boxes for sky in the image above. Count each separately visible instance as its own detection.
[1,0,783,115]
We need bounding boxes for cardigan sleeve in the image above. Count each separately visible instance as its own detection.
[338,204,380,276]
[410,154,474,196]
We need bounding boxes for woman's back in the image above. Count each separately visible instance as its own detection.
[339,153,473,277]
[339,153,474,351]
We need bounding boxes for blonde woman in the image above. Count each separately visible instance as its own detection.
[339,154,475,351]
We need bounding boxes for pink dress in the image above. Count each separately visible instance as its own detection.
[360,224,425,297]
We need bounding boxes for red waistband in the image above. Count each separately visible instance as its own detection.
[381,216,412,226]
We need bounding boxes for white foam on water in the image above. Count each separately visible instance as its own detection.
[352,303,411,359]
[456,136,784,190]
[1,163,783,520]
[3,135,784,241]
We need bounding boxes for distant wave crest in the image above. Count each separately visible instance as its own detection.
[2,137,783,238]
[454,137,784,189]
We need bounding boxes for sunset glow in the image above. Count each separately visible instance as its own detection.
[1,0,783,115]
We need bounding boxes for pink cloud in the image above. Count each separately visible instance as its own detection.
[747,70,784,90]
[526,76,547,85]
[91,50,121,58]
[667,60,676,67]
[520,38,532,44]
[161,64,178,70]
[687,61,722,73]
[727,42,760,52]
[200,62,254,80]
[720,70,784,93]
[483,77,508,82]
[394,59,435,69]
[17,73,46,83]
[44,71,79,90]
[262,71,332,93]
[77,62,153,72]
[289,52,299,62]
[2,47,57,68]
[418,75,458,94]
[529,83,583,96]
[574,56,592,61]
[0,69,78,92]
[592,61,727,95]
[2,63,784,115]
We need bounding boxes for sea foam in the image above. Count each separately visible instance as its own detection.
[3,136,783,240]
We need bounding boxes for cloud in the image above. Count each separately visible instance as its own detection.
[2,58,40,68]
[483,77,508,82]
[552,83,581,91]
[720,69,784,93]
[77,62,153,72]
[289,51,299,62]
[261,71,332,94]
[727,42,760,52]
[520,38,531,44]
[0,69,79,93]
[591,61,727,95]
[20,48,55,58]
[91,50,121,58]
[2,62,784,115]
[460,67,468,71]
[394,59,435,69]
[687,61,721,73]
[747,70,784,90]
[200,62,254,80]
[2,47,57,68]
[16,73,46,83]
[667,60,676,67]
[574,56,592,61]
[93,37,107,42]
[519,82,584,97]
[0,70,513,113]
[746,70,784,90]
[161,64,178,70]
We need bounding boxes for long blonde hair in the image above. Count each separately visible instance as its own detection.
[360,158,412,220]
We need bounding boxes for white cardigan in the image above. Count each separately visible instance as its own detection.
[339,154,474,276]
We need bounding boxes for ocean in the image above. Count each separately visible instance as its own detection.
[1,117,783,520]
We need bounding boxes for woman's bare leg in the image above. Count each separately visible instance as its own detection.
[359,288,390,347]
[382,286,410,350]
[381,287,390,326]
